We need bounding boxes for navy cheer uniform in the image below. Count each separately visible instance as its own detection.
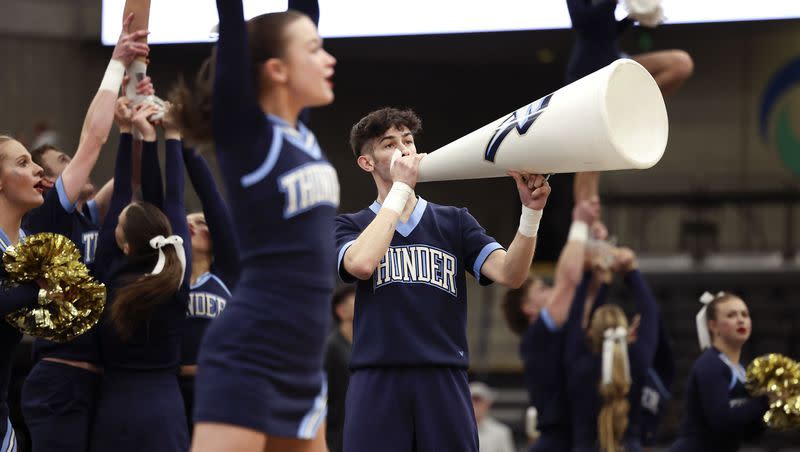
[179,145,237,433]
[0,228,42,452]
[669,348,768,452]
[90,134,191,452]
[523,273,608,452]
[193,0,338,438]
[336,198,502,452]
[147,144,240,430]
[564,270,659,452]
[566,0,633,83]
[640,318,675,446]
[21,177,102,452]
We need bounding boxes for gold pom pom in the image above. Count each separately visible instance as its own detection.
[746,354,800,399]
[763,395,800,431]
[3,233,105,342]
[747,354,800,431]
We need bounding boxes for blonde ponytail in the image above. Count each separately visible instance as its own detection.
[597,339,631,452]
[588,304,632,452]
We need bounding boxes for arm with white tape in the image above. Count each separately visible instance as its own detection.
[61,13,149,206]
[342,149,424,280]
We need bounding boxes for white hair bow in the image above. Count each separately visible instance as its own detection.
[149,235,186,285]
[601,326,631,385]
[696,291,724,350]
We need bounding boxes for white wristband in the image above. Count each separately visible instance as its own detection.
[568,221,589,242]
[518,205,543,238]
[99,59,126,93]
[381,182,413,215]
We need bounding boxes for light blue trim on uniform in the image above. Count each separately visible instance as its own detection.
[539,307,560,332]
[1,419,16,452]
[718,353,747,390]
[337,240,356,278]
[472,241,503,281]
[191,272,232,297]
[240,126,283,188]
[297,377,328,439]
[267,114,321,160]
[86,199,100,225]
[55,176,77,214]
[369,197,429,238]
[647,367,672,399]
[0,228,25,253]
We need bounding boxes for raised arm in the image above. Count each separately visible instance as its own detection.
[60,14,148,204]
[563,270,593,361]
[213,0,265,145]
[288,0,319,26]
[90,178,115,226]
[619,250,659,365]
[162,127,191,287]
[95,133,134,278]
[182,146,240,286]
[479,172,551,288]
[566,0,618,28]
[543,198,599,326]
[139,139,164,209]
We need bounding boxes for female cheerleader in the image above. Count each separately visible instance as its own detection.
[502,198,601,451]
[21,68,151,452]
[89,102,191,451]
[171,0,337,450]
[181,140,239,432]
[669,292,769,452]
[564,249,660,452]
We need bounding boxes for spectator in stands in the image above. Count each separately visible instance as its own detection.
[324,285,355,452]
[470,382,515,452]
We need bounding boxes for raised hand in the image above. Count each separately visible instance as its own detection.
[132,103,161,142]
[509,171,551,211]
[112,12,150,67]
[114,96,134,133]
[573,196,600,224]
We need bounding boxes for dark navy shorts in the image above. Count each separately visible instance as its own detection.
[21,360,100,452]
[343,367,478,452]
[194,284,329,439]
[90,370,188,452]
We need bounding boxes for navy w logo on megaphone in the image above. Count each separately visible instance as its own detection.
[484,93,553,163]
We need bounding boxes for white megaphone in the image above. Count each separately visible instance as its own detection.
[417,59,668,182]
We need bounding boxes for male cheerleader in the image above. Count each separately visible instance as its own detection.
[336,108,550,451]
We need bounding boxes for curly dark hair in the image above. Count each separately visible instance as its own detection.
[349,107,422,157]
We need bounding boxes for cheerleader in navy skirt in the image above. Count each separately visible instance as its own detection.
[502,199,601,451]
[20,35,151,451]
[564,248,660,452]
[169,0,338,450]
[179,146,239,432]
[90,102,191,452]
